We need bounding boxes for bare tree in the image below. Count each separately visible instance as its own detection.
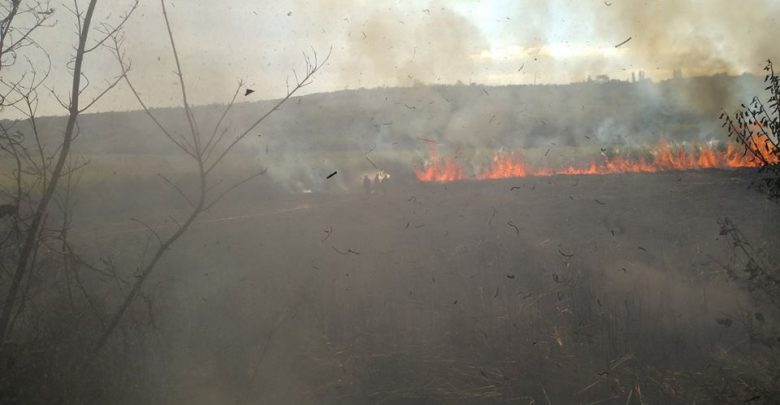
[0,1,54,77]
[93,0,330,353]
[0,1,328,400]
[0,0,138,347]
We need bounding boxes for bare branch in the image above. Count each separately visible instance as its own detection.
[79,68,127,113]
[130,218,162,246]
[202,80,243,158]
[0,0,100,345]
[44,84,70,110]
[157,173,194,208]
[160,0,201,155]
[93,2,331,357]
[1,2,54,73]
[110,35,195,157]
[84,0,139,54]
[204,168,268,212]
[205,47,332,174]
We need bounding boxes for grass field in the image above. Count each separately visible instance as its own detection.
[49,166,779,404]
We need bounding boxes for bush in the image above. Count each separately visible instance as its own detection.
[721,60,780,200]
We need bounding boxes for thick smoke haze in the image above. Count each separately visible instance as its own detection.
[3,0,778,118]
[2,2,779,404]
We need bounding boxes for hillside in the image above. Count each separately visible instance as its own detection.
[3,74,763,153]
[1,74,765,192]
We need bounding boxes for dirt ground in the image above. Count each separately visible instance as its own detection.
[71,169,779,404]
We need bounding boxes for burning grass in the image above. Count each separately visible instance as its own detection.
[415,137,777,182]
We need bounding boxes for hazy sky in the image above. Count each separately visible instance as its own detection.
[4,0,779,117]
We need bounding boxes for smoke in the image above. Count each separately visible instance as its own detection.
[294,0,780,162]
[11,0,780,190]
[496,0,779,76]
[15,0,780,118]
[608,0,779,75]
[341,6,488,87]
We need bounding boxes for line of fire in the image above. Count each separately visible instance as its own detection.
[415,132,778,182]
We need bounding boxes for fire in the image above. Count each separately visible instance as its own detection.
[414,137,774,182]
[413,144,464,182]
[479,151,528,180]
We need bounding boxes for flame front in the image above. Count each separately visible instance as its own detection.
[413,145,464,182]
[479,151,528,180]
[414,136,776,182]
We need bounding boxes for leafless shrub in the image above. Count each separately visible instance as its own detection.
[721,60,780,200]
[92,0,330,355]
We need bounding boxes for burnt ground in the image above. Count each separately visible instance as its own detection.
[71,169,780,404]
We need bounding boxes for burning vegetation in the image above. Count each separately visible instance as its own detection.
[415,136,778,182]
[2,1,780,403]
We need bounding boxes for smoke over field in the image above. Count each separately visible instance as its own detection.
[2,1,780,404]
[59,169,777,404]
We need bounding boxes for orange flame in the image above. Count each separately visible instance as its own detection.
[413,144,464,182]
[478,151,528,180]
[414,137,775,182]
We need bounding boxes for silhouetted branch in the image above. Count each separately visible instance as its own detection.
[158,173,194,208]
[110,35,195,157]
[84,0,138,53]
[205,46,331,175]
[94,0,330,358]
[203,80,243,159]
[204,168,268,211]
[160,0,201,155]
[721,59,780,200]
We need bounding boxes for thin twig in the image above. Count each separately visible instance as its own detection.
[204,168,267,211]
[158,173,194,208]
